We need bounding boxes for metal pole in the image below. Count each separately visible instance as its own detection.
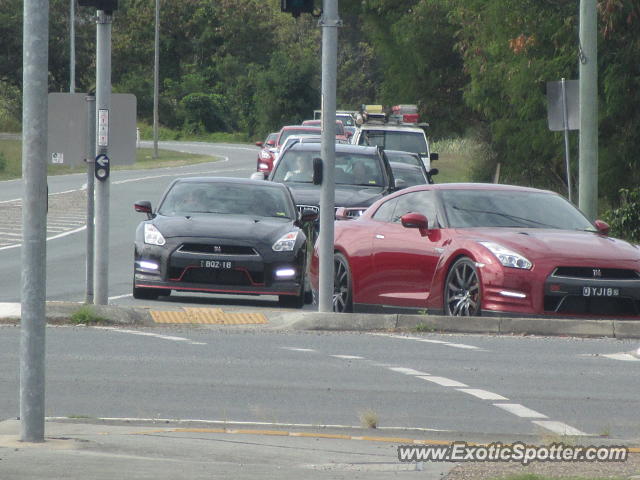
[153,0,160,159]
[318,0,340,312]
[85,95,96,304]
[94,10,111,305]
[578,0,598,219]
[21,0,49,443]
[70,0,76,93]
[561,78,572,202]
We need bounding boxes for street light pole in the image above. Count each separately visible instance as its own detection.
[153,0,160,159]
[70,0,76,93]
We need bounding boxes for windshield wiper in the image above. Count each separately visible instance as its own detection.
[450,205,557,228]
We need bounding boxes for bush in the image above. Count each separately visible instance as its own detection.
[0,152,6,172]
[602,188,640,243]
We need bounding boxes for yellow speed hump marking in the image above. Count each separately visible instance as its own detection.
[150,308,268,325]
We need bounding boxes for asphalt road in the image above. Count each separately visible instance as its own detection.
[0,326,638,442]
[0,141,270,305]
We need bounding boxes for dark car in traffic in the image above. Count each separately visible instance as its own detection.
[133,177,315,307]
[262,143,399,219]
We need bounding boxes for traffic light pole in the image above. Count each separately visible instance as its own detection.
[94,10,112,305]
[21,0,49,443]
[318,0,340,312]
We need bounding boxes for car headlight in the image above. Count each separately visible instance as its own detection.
[260,150,273,160]
[273,231,299,252]
[144,223,166,246]
[478,241,532,269]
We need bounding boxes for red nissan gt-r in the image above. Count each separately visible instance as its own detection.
[310,183,640,318]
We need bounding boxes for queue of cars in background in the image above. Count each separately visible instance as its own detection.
[309,183,640,318]
[133,177,316,308]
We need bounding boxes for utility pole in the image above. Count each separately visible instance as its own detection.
[70,0,76,93]
[21,0,49,443]
[318,0,340,312]
[94,9,112,305]
[578,0,598,220]
[153,0,160,159]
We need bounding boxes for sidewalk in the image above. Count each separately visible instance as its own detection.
[0,419,452,480]
[1,301,640,339]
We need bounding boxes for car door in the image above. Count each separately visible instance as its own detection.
[370,190,442,308]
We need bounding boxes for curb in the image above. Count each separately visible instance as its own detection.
[1,302,639,339]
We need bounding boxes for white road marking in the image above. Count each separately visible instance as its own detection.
[417,375,468,387]
[387,367,430,376]
[281,347,316,352]
[331,355,364,360]
[601,353,640,362]
[108,293,133,300]
[493,403,548,419]
[93,326,206,345]
[457,388,509,401]
[532,420,589,436]
[370,333,486,351]
[0,225,86,251]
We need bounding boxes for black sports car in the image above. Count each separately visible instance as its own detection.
[133,177,316,307]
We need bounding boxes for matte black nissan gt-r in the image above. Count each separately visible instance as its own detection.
[133,177,315,307]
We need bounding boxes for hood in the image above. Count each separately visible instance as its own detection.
[152,214,294,241]
[463,228,640,263]
[287,184,387,208]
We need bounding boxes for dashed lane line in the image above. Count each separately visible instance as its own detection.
[493,403,548,419]
[93,326,207,345]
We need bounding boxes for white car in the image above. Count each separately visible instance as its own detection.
[351,124,438,170]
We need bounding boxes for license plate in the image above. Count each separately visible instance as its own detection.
[582,286,619,297]
[200,260,233,269]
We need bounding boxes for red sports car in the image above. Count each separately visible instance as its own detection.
[309,183,640,318]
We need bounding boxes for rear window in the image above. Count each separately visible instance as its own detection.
[359,130,427,156]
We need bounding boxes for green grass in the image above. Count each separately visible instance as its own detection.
[0,138,218,181]
[431,136,494,183]
[70,305,109,325]
[490,476,628,480]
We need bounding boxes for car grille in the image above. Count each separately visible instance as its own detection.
[544,265,640,316]
[544,295,640,316]
[296,204,319,215]
[296,204,364,218]
[168,266,264,286]
[551,267,639,280]
[177,243,258,256]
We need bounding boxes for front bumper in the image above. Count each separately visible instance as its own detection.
[134,238,305,297]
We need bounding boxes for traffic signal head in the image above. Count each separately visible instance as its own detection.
[77,0,118,14]
[281,0,314,17]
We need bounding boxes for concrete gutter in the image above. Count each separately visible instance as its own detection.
[1,301,639,339]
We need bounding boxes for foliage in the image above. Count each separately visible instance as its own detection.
[0,151,6,172]
[70,305,108,325]
[602,188,640,243]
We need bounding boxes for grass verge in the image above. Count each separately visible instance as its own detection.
[70,305,109,325]
[0,138,218,181]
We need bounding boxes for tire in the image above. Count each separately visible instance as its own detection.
[332,253,353,313]
[279,290,304,309]
[444,257,481,316]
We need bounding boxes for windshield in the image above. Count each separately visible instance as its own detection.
[273,150,384,186]
[441,189,596,230]
[385,151,421,167]
[158,181,294,219]
[359,130,427,156]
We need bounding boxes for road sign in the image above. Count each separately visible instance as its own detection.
[47,92,137,167]
[95,154,110,180]
[547,80,579,131]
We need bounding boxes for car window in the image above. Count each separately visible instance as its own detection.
[440,189,595,230]
[392,166,428,188]
[372,198,397,222]
[359,131,427,156]
[386,151,421,167]
[275,150,384,187]
[158,182,294,218]
[390,191,438,227]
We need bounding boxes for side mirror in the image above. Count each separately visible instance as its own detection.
[429,168,439,177]
[401,212,429,236]
[594,219,610,235]
[134,200,153,220]
[312,157,323,185]
[255,141,263,147]
[430,152,439,161]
